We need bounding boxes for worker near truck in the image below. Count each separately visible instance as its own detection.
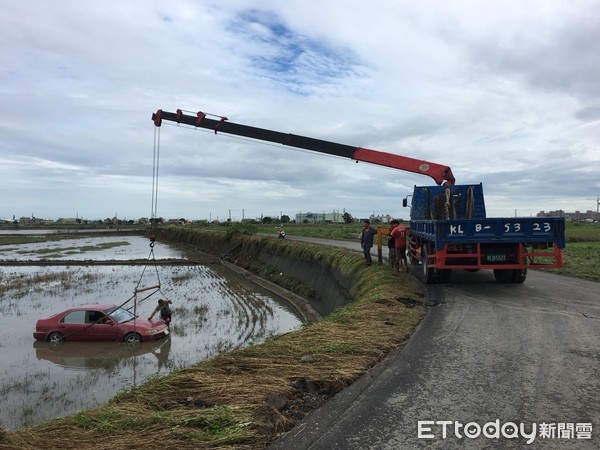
[391,222,408,272]
[360,219,378,266]
[387,220,398,270]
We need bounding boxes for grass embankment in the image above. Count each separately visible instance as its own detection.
[0,232,425,449]
[551,222,600,282]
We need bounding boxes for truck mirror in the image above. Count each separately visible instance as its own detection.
[402,198,408,207]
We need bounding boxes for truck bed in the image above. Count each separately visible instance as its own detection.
[410,217,565,250]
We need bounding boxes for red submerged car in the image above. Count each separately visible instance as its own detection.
[33,303,169,344]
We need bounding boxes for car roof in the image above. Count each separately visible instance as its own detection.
[68,304,117,311]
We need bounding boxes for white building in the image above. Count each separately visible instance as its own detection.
[295,211,345,223]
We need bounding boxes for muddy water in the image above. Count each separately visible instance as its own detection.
[0,236,303,430]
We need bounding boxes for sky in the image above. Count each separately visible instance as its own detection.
[1,0,599,222]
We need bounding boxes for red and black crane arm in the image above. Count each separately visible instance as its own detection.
[152,109,455,186]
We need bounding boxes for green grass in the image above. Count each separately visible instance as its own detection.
[556,242,600,281]
[564,221,600,242]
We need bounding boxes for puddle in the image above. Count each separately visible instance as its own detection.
[0,237,303,430]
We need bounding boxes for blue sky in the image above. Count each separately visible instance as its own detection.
[1,0,599,221]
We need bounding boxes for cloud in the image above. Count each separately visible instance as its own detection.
[0,0,598,221]
[575,105,600,122]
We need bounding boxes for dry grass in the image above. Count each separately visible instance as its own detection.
[0,233,426,450]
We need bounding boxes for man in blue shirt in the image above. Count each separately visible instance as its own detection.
[360,219,378,266]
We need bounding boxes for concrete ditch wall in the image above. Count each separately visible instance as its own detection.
[255,248,353,316]
[157,228,356,317]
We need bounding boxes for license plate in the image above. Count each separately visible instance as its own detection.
[486,254,507,262]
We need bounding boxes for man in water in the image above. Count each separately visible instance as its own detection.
[148,299,173,326]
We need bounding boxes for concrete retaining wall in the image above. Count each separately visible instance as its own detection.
[157,228,356,317]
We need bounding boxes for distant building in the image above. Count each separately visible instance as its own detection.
[537,209,598,222]
[295,211,345,223]
[19,216,47,225]
[369,214,394,224]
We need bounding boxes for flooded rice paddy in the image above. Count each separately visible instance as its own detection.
[0,235,303,430]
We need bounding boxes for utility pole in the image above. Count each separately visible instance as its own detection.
[597,195,599,221]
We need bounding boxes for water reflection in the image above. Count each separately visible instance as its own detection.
[33,339,171,371]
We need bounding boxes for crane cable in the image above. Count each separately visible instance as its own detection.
[151,126,161,238]
[124,125,166,324]
[137,124,164,295]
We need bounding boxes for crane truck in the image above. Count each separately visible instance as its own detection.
[152,109,565,284]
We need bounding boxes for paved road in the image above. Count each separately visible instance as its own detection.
[272,236,599,449]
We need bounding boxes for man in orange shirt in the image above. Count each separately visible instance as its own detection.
[391,222,408,272]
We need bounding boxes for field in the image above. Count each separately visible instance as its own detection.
[559,223,600,280]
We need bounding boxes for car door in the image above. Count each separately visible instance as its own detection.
[59,310,89,341]
[85,310,121,341]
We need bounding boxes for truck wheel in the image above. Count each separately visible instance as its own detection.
[422,246,436,284]
[439,269,452,283]
[511,268,527,284]
[493,269,513,283]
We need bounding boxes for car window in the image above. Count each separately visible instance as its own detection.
[61,310,86,324]
[86,311,108,324]
[106,306,135,324]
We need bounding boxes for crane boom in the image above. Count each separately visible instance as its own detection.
[151,109,456,186]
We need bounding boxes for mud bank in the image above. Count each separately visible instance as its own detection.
[157,227,356,317]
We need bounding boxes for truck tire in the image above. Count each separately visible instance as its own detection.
[422,245,437,284]
[511,268,527,284]
[439,269,452,283]
[493,269,513,283]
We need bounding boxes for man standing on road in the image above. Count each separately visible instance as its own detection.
[391,222,408,272]
[387,220,398,270]
[360,219,378,266]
